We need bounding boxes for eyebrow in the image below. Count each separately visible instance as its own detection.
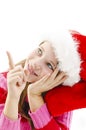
[40,46,56,69]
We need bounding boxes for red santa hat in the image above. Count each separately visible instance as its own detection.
[35,29,86,86]
[43,30,86,116]
[70,30,86,82]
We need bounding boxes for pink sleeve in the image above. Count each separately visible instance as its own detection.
[29,103,73,129]
[55,111,73,129]
[0,104,21,130]
[29,103,52,129]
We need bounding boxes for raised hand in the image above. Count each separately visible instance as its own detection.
[28,68,67,96]
[6,51,27,100]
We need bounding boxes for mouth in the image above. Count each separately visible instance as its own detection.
[27,64,38,76]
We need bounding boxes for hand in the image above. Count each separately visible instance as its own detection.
[6,51,27,101]
[28,68,67,96]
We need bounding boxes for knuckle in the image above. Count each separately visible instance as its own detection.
[13,66,23,72]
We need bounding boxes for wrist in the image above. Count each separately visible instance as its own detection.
[27,90,43,103]
[7,92,20,103]
[4,94,19,120]
[7,94,19,104]
[27,92,44,112]
[27,84,42,96]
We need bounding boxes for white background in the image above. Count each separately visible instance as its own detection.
[0,1,86,130]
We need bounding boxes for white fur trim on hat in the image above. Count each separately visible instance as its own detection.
[50,30,81,86]
[34,30,81,86]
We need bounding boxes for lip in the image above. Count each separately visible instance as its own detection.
[28,64,38,76]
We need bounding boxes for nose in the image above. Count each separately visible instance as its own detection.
[33,63,42,74]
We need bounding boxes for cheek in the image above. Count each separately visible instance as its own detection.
[42,66,53,76]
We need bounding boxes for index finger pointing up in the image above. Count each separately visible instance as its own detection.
[6,51,15,69]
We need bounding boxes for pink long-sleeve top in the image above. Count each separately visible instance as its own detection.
[0,72,73,130]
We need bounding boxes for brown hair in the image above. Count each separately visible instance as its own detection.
[15,59,34,129]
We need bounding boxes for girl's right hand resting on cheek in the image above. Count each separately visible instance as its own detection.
[27,68,68,112]
[28,68,68,96]
[6,51,27,101]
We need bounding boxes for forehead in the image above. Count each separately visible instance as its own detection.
[40,41,57,63]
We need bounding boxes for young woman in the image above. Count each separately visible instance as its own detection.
[0,30,86,130]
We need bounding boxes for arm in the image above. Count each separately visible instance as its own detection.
[0,104,20,130]
[29,102,69,130]
[28,92,68,130]
[0,51,27,130]
[3,95,19,120]
[0,72,18,119]
[27,68,68,130]
[2,51,27,119]
[0,73,21,130]
[28,91,61,130]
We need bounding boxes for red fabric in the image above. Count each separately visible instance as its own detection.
[35,118,67,130]
[44,81,86,116]
[0,87,7,104]
[0,72,7,104]
[80,61,86,81]
[1,71,8,78]
[71,31,86,60]
[71,31,86,81]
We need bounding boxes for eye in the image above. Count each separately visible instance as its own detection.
[37,48,42,56]
[47,63,54,71]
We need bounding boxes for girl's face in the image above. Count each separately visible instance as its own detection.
[24,41,57,83]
